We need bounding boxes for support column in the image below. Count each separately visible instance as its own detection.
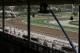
[27,0,31,52]
[2,0,5,33]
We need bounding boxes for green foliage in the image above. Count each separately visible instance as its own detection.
[58,8,61,12]
[69,21,79,26]
[72,12,78,16]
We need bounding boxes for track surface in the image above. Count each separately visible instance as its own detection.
[0,18,78,43]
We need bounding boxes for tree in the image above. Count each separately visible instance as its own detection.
[70,16,73,20]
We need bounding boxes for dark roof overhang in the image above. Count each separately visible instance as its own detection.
[0,0,79,6]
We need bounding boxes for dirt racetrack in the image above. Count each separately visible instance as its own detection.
[31,25,78,43]
[0,18,78,43]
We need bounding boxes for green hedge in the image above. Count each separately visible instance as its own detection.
[69,21,79,26]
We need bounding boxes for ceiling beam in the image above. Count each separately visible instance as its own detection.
[0,0,79,6]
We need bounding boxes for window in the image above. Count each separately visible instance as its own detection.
[1,4,79,53]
